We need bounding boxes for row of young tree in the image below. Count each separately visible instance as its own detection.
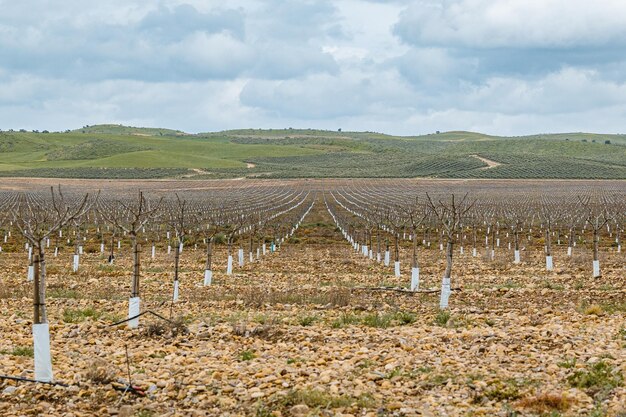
[0,185,315,382]
[325,185,624,308]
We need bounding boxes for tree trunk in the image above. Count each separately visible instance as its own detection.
[205,237,213,270]
[131,238,140,298]
[444,239,453,279]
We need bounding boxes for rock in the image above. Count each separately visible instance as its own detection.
[2,387,17,395]
[118,405,133,417]
[290,404,310,415]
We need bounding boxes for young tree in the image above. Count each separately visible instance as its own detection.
[426,193,474,309]
[98,191,162,328]
[11,186,95,382]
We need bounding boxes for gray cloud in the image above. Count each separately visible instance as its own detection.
[0,0,625,135]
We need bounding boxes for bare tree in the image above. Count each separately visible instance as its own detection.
[426,193,474,309]
[98,191,162,328]
[11,186,95,382]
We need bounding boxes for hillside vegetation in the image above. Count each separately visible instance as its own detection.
[0,125,625,179]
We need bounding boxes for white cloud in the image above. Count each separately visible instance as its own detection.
[394,0,626,48]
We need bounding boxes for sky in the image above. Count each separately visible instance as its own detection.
[1,0,625,136]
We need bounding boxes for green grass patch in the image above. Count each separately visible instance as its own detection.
[281,389,375,410]
[1,346,34,357]
[62,307,102,323]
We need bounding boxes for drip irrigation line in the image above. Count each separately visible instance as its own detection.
[108,310,173,327]
[0,375,69,387]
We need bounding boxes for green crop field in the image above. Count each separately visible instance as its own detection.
[0,124,625,179]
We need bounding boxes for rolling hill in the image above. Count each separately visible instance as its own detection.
[0,125,625,179]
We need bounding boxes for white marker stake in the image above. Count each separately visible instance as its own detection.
[33,323,53,382]
[227,255,233,275]
[440,277,451,309]
[203,269,212,286]
[394,261,401,277]
[410,267,420,291]
[592,260,600,278]
[128,297,140,329]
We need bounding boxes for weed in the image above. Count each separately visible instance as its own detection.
[298,315,317,326]
[1,346,33,357]
[484,380,522,401]
[361,312,392,328]
[567,360,623,399]
[516,393,571,413]
[583,304,604,315]
[331,313,360,328]
[281,389,374,409]
[434,311,451,327]
[239,350,256,361]
[557,358,577,369]
[85,359,116,384]
[48,288,79,299]
[62,307,102,323]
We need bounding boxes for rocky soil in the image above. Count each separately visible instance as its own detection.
[1,203,624,417]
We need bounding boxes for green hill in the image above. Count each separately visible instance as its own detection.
[0,125,624,179]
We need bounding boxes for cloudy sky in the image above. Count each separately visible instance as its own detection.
[1,0,625,136]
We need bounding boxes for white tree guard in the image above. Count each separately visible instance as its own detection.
[151,245,156,259]
[79,245,83,255]
[472,248,477,257]
[173,280,179,302]
[384,251,390,266]
[73,254,79,272]
[592,260,600,278]
[410,267,420,291]
[128,297,140,329]
[33,323,53,382]
[514,250,520,264]
[203,269,212,286]
[394,261,401,277]
[227,255,233,275]
[262,244,266,255]
[546,255,553,271]
[27,265,34,282]
[440,277,451,309]
[238,248,244,267]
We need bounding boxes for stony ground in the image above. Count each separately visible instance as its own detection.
[0,203,624,417]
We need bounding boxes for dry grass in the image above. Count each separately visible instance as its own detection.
[516,392,571,413]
